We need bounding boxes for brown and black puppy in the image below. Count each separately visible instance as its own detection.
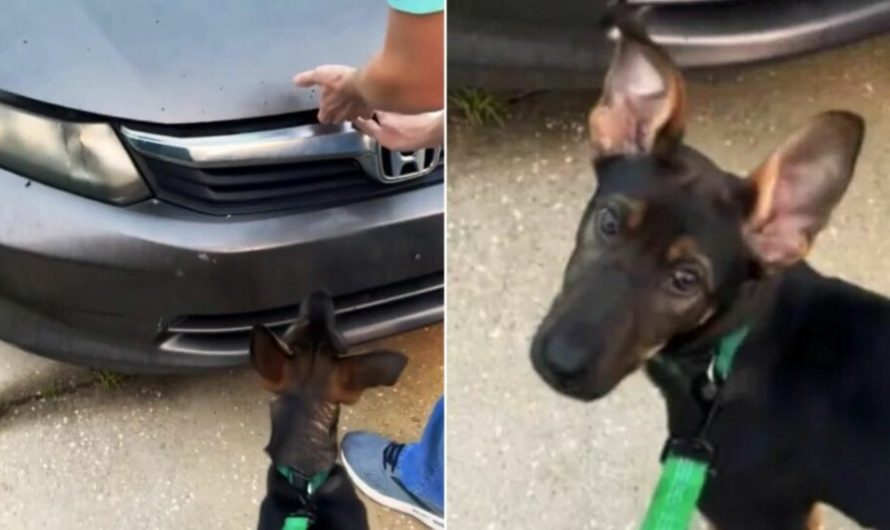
[253,290,407,530]
[531,24,890,530]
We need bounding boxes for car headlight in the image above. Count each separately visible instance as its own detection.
[0,100,150,204]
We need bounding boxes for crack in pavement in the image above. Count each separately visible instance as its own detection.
[0,373,127,421]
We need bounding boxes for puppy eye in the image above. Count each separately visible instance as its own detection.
[667,265,703,296]
[596,206,621,239]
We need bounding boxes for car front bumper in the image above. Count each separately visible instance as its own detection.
[0,165,443,372]
[449,0,890,89]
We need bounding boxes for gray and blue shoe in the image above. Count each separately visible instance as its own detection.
[340,432,444,529]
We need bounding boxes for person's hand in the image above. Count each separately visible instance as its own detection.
[354,111,444,151]
[293,65,373,124]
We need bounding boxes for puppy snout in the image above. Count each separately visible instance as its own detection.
[534,320,601,381]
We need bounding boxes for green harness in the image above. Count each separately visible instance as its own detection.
[640,326,750,530]
[275,464,331,530]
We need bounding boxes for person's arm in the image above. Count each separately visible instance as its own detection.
[356,9,443,113]
[293,6,443,123]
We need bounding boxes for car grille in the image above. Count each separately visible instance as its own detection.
[159,272,443,356]
[120,118,443,216]
[134,155,441,216]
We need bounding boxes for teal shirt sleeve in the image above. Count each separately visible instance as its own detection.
[388,0,443,15]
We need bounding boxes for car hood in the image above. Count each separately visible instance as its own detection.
[0,0,385,124]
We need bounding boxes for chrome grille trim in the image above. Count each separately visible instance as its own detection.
[120,122,379,172]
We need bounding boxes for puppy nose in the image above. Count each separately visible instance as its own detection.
[543,328,594,377]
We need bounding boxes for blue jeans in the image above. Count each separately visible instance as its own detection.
[395,397,444,513]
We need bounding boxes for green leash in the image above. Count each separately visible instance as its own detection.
[640,326,750,530]
[275,465,331,530]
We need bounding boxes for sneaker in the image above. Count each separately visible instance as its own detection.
[340,431,444,529]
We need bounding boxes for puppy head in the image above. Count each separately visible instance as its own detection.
[532,25,864,401]
[250,290,408,404]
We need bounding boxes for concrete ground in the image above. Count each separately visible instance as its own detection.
[447,35,890,529]
[0,324,442,529]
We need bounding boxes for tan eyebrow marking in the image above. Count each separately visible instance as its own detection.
[626,199,647,230]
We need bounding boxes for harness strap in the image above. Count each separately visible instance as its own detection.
[713,326,749,380]
[640,326,750,530]
[275,465,331,530]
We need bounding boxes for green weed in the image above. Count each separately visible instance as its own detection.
[449,88,509,127]
[92,369,126,390]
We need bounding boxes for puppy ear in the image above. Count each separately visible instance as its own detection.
[744,111,864,269]
[249,325,292,392]
[329,350,408,404]
[588,28,686,157]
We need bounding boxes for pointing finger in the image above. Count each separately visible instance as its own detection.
[293,70,319,87]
